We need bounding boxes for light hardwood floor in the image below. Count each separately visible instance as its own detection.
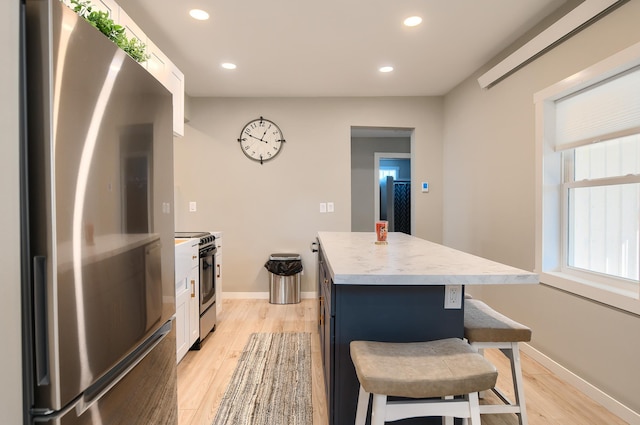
[176,299,627,425]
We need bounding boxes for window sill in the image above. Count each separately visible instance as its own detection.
[541,271,640,315]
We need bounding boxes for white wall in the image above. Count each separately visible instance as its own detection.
[443,1,640,417]
[1,0,23,423]
[174,97,443,294]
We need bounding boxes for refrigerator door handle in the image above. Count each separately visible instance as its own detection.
[31,396,82,422]
[33,255,50,386]
[76,320,173,416]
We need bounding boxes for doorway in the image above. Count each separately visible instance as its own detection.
[375,154,411,234]
[350,127,413,233]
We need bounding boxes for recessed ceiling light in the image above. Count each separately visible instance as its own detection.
[189,9,210,21]
[403,16,422,27]
[379,66,394,73]
[221,62,237,70]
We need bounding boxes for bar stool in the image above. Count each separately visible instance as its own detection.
[464,299,532,425]
[350,338,498,425]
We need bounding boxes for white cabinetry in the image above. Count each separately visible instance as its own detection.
[167,65,185,136]
[143,39,185,136]
[122,7,185,137]
[175,238,199,363]
[211,232,223,316]
[90,0,119,19]
[60,0,185,136]
[187,265,199,345]
[118,9,145,47]
[145,38,168,82]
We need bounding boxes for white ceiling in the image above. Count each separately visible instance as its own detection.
[115,0,568,98]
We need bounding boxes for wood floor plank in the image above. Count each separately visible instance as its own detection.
[177,299,627,425]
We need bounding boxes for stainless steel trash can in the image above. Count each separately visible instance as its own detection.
[266,253,302,304]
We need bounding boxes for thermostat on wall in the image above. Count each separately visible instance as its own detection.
[421,182,429,193]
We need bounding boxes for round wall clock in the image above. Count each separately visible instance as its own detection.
[237,116,286,164]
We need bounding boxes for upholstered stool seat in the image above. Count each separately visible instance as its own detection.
[350,338,498,425]
[465,299,531,343]
[464,299,532,425]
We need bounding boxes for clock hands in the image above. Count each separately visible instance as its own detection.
[249,133,270,143]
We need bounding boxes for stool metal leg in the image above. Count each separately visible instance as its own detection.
[355,386,370,425]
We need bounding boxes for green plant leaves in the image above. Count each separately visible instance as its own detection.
[69,0,149,63]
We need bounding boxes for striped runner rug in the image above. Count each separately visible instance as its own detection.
[212,332,312,425]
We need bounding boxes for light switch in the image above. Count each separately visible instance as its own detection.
[189,201,197,212]
[320,203,327,213]
[327,202,334,213]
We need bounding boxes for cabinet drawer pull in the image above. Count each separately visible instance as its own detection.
[217,263,221,278]
[191,279,196,298]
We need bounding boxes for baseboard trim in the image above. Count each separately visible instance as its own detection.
[222,291,317,300]
[521,343,640,424]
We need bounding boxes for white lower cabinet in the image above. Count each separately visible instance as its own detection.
[175,281,190,362]
[188,266,199,345]
[175,239,199,363]
[211,232,223,316]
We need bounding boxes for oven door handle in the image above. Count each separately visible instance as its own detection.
[200,247,216,257]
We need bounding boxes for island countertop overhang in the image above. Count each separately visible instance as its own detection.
[317,231,539,286]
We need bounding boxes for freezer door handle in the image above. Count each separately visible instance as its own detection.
[33,255,50,386]
[76,320,173,416]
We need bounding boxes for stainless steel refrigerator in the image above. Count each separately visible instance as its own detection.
[20,0,178,423]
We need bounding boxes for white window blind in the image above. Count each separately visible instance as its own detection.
[554,66,640,150]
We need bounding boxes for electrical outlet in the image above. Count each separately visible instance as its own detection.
[189,201,197,212]
[444,285,462,309]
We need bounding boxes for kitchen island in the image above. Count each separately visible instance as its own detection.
[316,231,538,425]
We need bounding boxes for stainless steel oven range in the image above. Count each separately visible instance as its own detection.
[175,232,217,349]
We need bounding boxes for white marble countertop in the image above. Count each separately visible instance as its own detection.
[317,231,539,286]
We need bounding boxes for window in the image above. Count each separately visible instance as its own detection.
[379,167,398,182]
[535,42,640,314]
[565,136,640,287]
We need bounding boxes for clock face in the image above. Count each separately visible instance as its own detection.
[237,117,285,164]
